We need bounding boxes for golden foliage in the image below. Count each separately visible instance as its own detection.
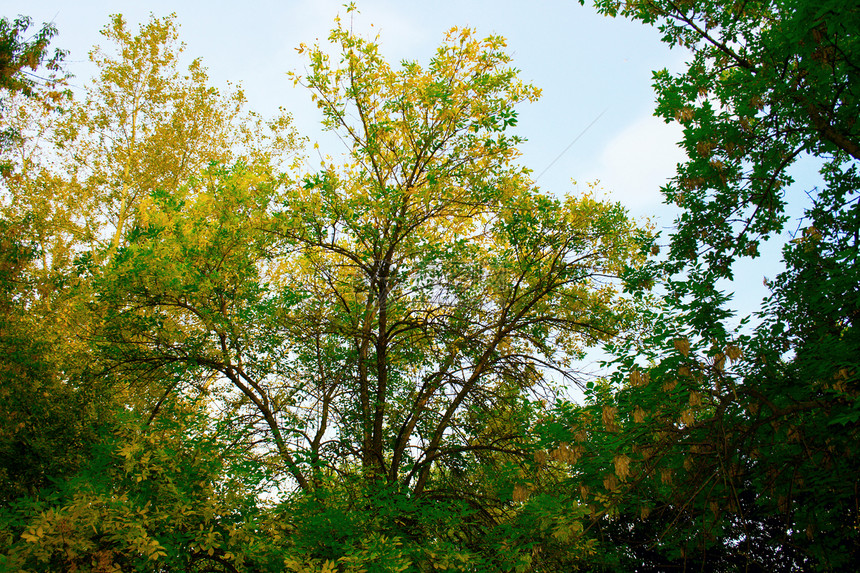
[613,454,631,481]
[602,406,619,432]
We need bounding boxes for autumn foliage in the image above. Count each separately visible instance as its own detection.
[1,2,858,571]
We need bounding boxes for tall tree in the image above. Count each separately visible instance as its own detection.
[103,13,646,489]
[0,15,305,573]
[91,14,650,569]
[1,13,297,272]
[0,16,104,507]
[584,0,858,307]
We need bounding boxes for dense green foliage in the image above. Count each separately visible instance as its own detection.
[1,1,857,571]
[567,0,860,569]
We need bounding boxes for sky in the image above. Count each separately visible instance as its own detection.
[6,0,811,334]
[9,0,688,217]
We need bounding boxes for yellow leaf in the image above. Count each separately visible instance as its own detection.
[660,467,673,485]
[689,391,702,407]
[680,408,695,426]
[603,473,619,492]
[613,454,631,481]
[602,405,618,432]
[726,344,742,363]
[512,484,530,502]
[629,369,649,387]
[673,337,690,356]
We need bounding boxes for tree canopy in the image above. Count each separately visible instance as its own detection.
[1,1,857,571]
[566,0,859,569]
[1,11,647,572]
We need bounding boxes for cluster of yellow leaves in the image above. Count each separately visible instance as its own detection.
[284,556,339,573]
[2,13,299,274]
[336,533,411,573]
[12,495,166,570]
[602,405,619,432]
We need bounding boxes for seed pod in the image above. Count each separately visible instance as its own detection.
[512,484,530,502]
[602,405,619,432]
[614,454,631,481]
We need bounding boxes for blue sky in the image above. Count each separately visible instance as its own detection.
[10,1,687,217]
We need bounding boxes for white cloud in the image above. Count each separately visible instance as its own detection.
[586,114,686,213]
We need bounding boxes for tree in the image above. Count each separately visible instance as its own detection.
[1,13,298,275]
[0,15,300,572]
[566,0,860,569]
[584,0,858,314]
[91,14,650,569]
[60,14,297,255]
[1,15,66,177]
[0,9,296,448]
[0,402,284,573]
[0,12,301,460]
[0,216,110,505]
[0,17,103,506]
[0,15,65,99]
